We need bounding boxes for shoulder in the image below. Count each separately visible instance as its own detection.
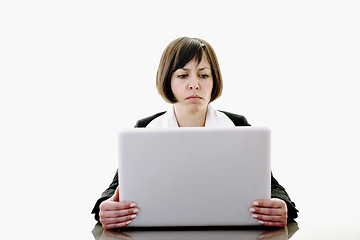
[219,111,251,126]
[134,112,166,128]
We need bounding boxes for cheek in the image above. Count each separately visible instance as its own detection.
[170,80,181,97]
[206,81,214,95]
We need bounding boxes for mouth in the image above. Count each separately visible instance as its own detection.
[185,95,202,100]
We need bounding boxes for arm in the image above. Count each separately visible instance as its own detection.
[91,171,119,221]
[91,115,159,226]
[99,186,138,229]
[270,173,298,221]
[91,117,147,222]
[250,173,298,227]
[219,112,298,225]
[91,171,139,229]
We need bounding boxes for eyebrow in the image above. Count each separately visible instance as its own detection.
[181,67,211,71]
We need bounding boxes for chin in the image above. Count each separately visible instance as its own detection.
[187,104,206,113]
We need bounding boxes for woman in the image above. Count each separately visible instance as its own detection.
[92,37,298,229]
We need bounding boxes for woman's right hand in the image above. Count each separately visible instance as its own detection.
[99,186,139,229]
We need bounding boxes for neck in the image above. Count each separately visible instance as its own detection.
[173,105,208,127]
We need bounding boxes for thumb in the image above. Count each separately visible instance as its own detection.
[111,186,120,202]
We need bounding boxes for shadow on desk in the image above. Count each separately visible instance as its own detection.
[92,222,299,240]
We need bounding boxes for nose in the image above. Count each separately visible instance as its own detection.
[189,75,199,90]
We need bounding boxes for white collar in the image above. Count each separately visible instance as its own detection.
[146,104,235,128]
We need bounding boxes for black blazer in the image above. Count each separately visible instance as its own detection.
[92,111,298,222]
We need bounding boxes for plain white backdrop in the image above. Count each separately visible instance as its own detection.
[1,1,359,239]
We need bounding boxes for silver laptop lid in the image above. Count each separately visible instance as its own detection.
[118,127,271,227]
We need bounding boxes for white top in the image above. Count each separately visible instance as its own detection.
[146,104,235,128]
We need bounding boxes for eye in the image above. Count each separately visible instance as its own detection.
[199,74,209,79]
[178,74,188,79]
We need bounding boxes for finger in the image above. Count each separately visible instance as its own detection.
[253,199,285,208]
[101,201,137,211]
[251,213,285,223]
[103,220,133,230]
[111,186,120,202]
[258,219,286,228]
[250,206,282,216]
[100,213,137,230]
[102,214,137,225]
[103,208,139,218]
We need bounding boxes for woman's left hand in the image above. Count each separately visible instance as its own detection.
[249,198,288,227]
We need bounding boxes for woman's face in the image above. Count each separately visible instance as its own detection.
[170,57,213,113]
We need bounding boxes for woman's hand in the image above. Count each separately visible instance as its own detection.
[99,186,139,229]
[249,198,287,227]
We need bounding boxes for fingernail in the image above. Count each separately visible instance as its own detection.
[259,220,264,224]
[254,201,259,206]
[131,214,137,219]
[252,214,258,219]
[126,220,132,225]
[130,203,136,207]
[133,209,139,213]
[250,208,256,212]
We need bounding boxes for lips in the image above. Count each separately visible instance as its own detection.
[186,95,202,100]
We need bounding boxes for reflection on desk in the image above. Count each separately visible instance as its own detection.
[92,222,299,240]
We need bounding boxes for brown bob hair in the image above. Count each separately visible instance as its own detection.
[156,37,223,103]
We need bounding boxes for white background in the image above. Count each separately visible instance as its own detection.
[1,1,359,239]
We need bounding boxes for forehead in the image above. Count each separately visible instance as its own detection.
[181,57,211,70]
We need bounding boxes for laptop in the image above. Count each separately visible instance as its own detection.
[118,127,271,227]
